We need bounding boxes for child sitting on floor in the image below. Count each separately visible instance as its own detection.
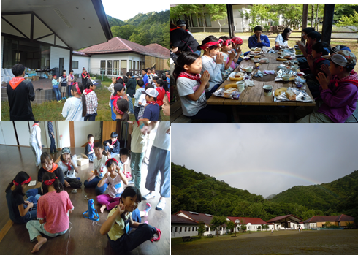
[174,51,227,122]
[26,172,73,253]
[85,134,95,162]
[97,159,128,213]
[218,36,238,80]
[113,98,130,121]
[297,50,358,123]
[200,35,224,98]
[37,152,64,185]
[5,171,40,224]
[100,186,161,253]
[58,148,82,189]
[84,142,110,195]
[104,132,120,158]
[61,82,85,121]
[113,148,130,177]
[138,88,160,121]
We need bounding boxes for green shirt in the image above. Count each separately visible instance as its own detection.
[107,208,132,241]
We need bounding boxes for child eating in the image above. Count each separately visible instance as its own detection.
[218,36,238,80]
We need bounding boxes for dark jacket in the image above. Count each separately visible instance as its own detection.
[126,77,137,97]
[103,139,120,153]
[170,27,199,53]
[7,78,35,121]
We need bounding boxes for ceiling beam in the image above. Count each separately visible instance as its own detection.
[1,16,29,39]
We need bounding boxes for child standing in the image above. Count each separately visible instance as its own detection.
[200,36,224,99]
[97,159,128,213]
[110,83,128,121]
[59,70,67,100]
[6,171,39,224]
[83,82,98,121]
[38,152,65,185]
[126,72,136,114]
[84,142,110,195]
[129,122,145,190]
[61,82,85,121]
[26,172,73,253]
[133,80,145,120]
[100,186,161,253]
[29,121,42,168]
[103,132,120,158]
[85,134,95,162]
[297,50,358,123]
[47,121,56,154]
[113,98,130,121]
[141,69,148,87]
[138,88,160,121]
[67,70,75,98]
[162,93,170,116]
[155,80,165,107]
[52,75,61,102]
[58,148,81,188]
[7,64,35,121]
[81,68,91,89]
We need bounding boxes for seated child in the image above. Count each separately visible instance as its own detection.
[58,148,81,189]
[200,35,224,99]
[26,172,73,253]
[137,83,154,120]
[84,142,110,195]
[100,186,161,253]
[37,152,64,185]
[96,159,128,213]
[297,50,358,123]
[218,36,238,80]
[113,148,130,176]
[133,80,145,120]
[138,88,160,121]
[113,98,130,121]
[232,37,244,64]
[174,51,227,123]
[85,134,95,162]
[297,30,321,73]
[6,171,40,224]
[104,132,120,158]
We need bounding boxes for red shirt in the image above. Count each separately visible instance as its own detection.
[156,87,165,106]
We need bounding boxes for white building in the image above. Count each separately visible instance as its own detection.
[171,214,198,238]
[227,216,269,232]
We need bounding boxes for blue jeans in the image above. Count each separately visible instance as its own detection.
[134,106,140,121]
[67,85,72,97]
[145,146,170,198]
[53,87,61,101]
[131,152,144,190]
[104,145,119,158]
[50,136,56,153]
[109,224,156,252]
[84,113,97,121]
[18,194,41,224]
[84,176,108,195]
[87,153,95,162]
[128,96,134,114]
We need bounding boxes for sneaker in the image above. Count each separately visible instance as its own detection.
[151,228,161,242]
[155,199,166,210]
[145,202,152,213]
[58,100,61,102]
[142,193,155,200]
[128,180,134,184]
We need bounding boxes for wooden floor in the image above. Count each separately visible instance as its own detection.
[0,145,170,255]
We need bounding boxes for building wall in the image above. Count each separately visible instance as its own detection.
[72,55,90,75]
[171,224,198,238]
[57,121,70,149]
[316,221,338,227]
[50,46,70,76]
[74,122,101,148]
[340,221,354,227]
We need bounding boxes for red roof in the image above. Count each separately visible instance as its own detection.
[227,216,267,225]
[80,37,169,59]
[171,214,198,225]
[267,214,302,223]
[175,210,213,226]
[304,214,354,223]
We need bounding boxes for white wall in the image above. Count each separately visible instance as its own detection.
[15,122,30,146]
[74,122,101,148]
[0,122,17,145]
[171,224,199,238]
[57,121,70,149]
[50,46,70,74]
[72,55,90,75]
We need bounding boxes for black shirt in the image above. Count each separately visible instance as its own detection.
[38,166,64,185]
[170,27,199,53]
[7,79,35,121]
[6,189,24,223]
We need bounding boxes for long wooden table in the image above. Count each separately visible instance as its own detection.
[207,52,316,122]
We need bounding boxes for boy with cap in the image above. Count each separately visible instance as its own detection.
[139,88,160,121]
[297,50,358,123]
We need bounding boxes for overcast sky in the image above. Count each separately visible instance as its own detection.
[102,0,168,21]
[171,124,358,198]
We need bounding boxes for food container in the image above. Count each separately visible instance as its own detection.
[282,75,290,81]
[237,81,245,92]
[263,85,273,96]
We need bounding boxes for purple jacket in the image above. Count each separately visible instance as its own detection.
[318,74,358,123]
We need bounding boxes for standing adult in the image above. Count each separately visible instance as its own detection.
[81,68,91,89]
[47,121,56,154]
[129,122,144,191]
[142,121,170,210]
[29,121,42,168]
[176,20,192,35]
[170,23,200,56]
[248,26,270,48]
[7,64,35,121]
[126,72,136,114]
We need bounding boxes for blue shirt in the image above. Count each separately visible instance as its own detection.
[110,98,116,121]
[47,121,54,136]
[142,103,160,121]
[142,74,148,87]
[248,34,270,48]
[52,79,59,88]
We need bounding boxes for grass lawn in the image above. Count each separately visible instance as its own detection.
[1,81,170,121]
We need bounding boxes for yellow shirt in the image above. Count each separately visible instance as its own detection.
[107,208,132,241]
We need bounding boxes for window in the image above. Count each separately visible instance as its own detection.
[206,227,208,231]
[113,60,119,75]
[188,227,190,232]
[121,60,127,76]
[100,60,105,74]
[107,60,113,75]
[72,61,79,69]
[192,227,195,231]
[184,227,186,232]
[175,227,178,232]
[129,60,132,71]
[15,52,21,64]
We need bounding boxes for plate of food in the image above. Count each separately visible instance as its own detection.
[273,87,313,102]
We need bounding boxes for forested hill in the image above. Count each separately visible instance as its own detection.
[106,10,169,48]
[171,163,358,222]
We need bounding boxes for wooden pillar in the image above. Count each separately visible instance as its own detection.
[226,4,235,37]
[30,13,34,40]
[301,4,308,43]
[322,4,335,45]
[69,121,75,148]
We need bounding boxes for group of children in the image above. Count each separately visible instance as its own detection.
[51,70,75,102]
[6,129,162,253]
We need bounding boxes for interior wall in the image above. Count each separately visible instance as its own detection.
[74,122,101,148]
[0,122,17,145]
[57,121,70,149]
[14,122,30,146]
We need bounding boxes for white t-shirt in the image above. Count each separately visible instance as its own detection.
[58,161,77,178]
[138,94,147,107]
[103,174,124,198]
[275,34,289,47]
[29,125,41,147]
[113,155,126,171]
[153,121,170,151]
[94,155,108,179]
[177,76,206,116]
[131,123,145,153]
[201,55,223,91]
[61,97,84,121]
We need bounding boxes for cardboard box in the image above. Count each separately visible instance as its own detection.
[77,158,89,166]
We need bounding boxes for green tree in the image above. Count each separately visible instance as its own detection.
[337,10,358,32]
[240,224,247,232]
[205,4,227,33]
[111,24,136,40]
[226,220,236,235]
[210,216,227,236]
[198,221,206,237]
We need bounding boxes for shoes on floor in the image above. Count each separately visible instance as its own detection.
[155,199,166,210]
[151,228,161,242]
[142,193,155,200]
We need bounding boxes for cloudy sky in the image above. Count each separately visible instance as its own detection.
[171,124,358,198]
[103,0,168,21]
